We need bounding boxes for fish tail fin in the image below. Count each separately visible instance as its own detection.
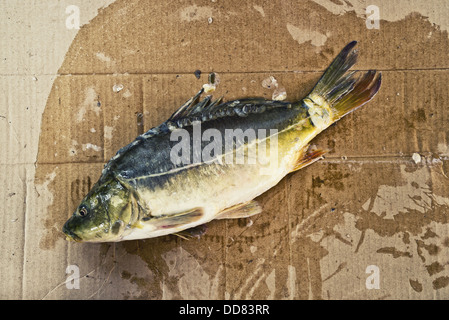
[303,41,381,127]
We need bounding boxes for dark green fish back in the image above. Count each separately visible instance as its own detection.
[100,92,305,186]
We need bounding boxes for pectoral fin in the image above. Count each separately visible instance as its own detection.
[291,147,327,173]
[146,207,204,230]
[174,224,208,240]
[216,201,262,220]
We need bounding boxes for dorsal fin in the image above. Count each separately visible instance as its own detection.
[166,93,291,129]
[166,72,292,127]
[168,88,205,121]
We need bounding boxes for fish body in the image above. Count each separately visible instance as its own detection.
[116,103,305,240]
[63,41,381,242]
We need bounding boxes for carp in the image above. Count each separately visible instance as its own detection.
[62,41,381,242]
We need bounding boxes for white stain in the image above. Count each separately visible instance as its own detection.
[265,269,276,299]
[308,229,325,242]
[412,153,421,164]
[437,143,449,157]
[311,0,449,35]
[272,87,287,101]
[261,76,278,89]
[179,5,213,22]
[287,265,297,299]
[253,5,265,17]
[161,247,222,299]
[104,126,114,140]
[112,84,124,93]
[291,204,329,242]
[76,86,100,123]
[95,52,116,68]
[68,139,78,156]
[262,76,287,101]
[286,23,328,47]
[95,52,111,62]
[82,143,102,152]
[202,83,216,93]
[34,167,59,223]
[122,89,133,98]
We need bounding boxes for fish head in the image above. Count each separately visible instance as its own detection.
[62,177,135,242]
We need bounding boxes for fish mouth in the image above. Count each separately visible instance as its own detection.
[62,224,82,242]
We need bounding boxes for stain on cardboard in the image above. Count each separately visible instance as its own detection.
[426,262,445,276]
[409,279,423,292]
[286,23,328,48]
[35,167,61,250]
[179,4,213,23]
[70,176,93,201]
[376,247,413,258]
[433,276,449,290]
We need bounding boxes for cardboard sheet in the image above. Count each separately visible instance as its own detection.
[1,0,449,299]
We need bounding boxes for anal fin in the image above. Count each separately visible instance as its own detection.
[216,200,262,220]
[291,147,327,173]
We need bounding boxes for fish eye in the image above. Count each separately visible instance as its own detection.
[79,206,88,217]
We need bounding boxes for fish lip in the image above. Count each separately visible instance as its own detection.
[62,223,82,242]
[65,234,81,242]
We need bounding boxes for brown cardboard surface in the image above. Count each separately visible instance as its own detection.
[2,0,449,300]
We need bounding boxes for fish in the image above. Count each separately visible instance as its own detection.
[62,41,381,242]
